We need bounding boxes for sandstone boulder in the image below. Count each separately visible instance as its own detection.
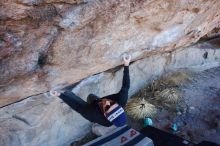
[1,0,220,107]
[0,42,219,146]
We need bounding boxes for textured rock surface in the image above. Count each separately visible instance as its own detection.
[0,42,220,146]
[1,0,220,145]
[1,0,220,107]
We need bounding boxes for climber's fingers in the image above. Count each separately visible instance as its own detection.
[122,54,131,66]
[50,90,60,97]
[124,54,131,61]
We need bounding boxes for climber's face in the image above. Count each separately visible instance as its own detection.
[99,99,117,115]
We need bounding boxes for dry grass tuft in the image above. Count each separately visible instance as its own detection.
[125,98,157,119]
[161,71,192,87]
[154,88,182,104]
[126,71,190,119]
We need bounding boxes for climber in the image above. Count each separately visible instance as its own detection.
[50,54,131,127]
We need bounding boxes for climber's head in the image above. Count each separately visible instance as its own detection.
[99,99,115,113]
[99,99,127,127]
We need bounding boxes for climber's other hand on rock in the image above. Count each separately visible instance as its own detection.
[123,54,131,66]
[50,90,61,97]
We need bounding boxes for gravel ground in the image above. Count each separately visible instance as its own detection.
[127,66,220,145]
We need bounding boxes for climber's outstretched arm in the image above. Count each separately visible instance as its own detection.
[59,91,89,114]
[103,54,131,107]
[50,90,88,113]
[120,65,130,91]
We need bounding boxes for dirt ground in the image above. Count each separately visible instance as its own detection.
[127,66,220,145]
[170,67,220,144]
[72,66,220,145]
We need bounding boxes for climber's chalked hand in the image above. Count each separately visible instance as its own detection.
[123,54,131,66]
[50,90,61,97]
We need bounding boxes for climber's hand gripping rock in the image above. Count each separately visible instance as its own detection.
[123,54,131,66]
[50,90,61,97]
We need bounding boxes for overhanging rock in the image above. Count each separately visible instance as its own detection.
[0,42,219,146]
[1,0,220,106]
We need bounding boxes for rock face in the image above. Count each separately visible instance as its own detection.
[1,0,220,145]
[1,0,220,107]
[0,42,220,146]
